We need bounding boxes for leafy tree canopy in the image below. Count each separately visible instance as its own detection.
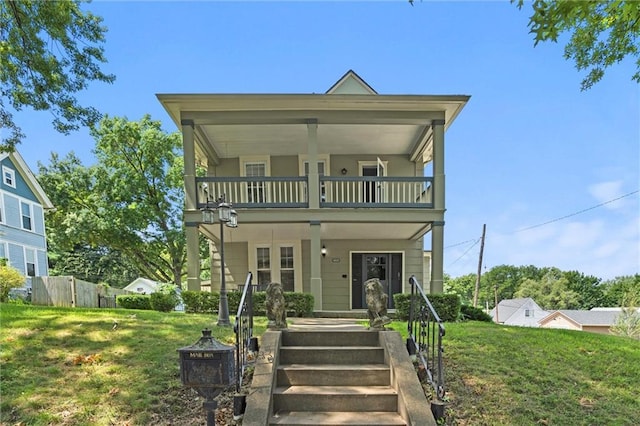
[514,0,640,90]
[0,0,115,152]
[38,115,186,286]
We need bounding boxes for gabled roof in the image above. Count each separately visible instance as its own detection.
[539,310,620,327]
[325,69,378,95]
[0,150,54,209]
[123,277,160,293]
[490,298,545,323]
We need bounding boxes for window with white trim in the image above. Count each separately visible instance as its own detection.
[25,248,36,276]
[256,247,271,285]
[21,201,32,230]
[3,166,16,188]
[280,246,295,291]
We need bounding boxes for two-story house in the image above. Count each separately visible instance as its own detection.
[158,70,469,312]
[0,150,53,281]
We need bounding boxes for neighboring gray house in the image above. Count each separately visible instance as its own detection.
[490,297,548,327]
[0,151,53,281]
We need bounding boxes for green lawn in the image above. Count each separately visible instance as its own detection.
[0,303,265,425]
[2,305,639,425]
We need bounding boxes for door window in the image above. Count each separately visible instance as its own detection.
[245,162,266,203]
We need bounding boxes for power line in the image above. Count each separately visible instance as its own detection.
[446,238,479,267]
[513,189,639,233]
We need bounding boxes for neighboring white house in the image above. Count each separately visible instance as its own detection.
[124,277,161,294]
[124,277,185,311]
[0,150,54,284]
[490,297,548,327]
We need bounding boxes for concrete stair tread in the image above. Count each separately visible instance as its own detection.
[281,346,380,350]
[278,364,388,370]
[275,385,397,395]
[270,411,406,425]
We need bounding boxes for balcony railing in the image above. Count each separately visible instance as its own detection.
[196,176,433,208]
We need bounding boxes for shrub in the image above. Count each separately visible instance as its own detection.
[181,290,314,317]
[150,291,178,312]
[116,294,152,310]
[182,290,218,313]
[460,304,493,322]
[393,292,461,322]
[0,264,26,302]
[285,292,314,317]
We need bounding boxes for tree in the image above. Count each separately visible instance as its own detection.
[0,261,25,301]
[0,0,115,152]
[38,115,186,286]
[602,274,640,306]
[562,270,605,310]
[515,271,580,310]
[514,0,640,90]
[444,273,475,305]
[49,245,139,288]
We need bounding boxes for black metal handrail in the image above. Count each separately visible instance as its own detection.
[233,272,256,393]
[407,275,446,401]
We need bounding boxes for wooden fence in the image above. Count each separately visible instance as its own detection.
[31,276,129,308]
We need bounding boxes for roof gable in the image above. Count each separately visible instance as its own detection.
[326,70,378,95]
[0,151,54,209]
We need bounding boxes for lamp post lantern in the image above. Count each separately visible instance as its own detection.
[202,194,237,327]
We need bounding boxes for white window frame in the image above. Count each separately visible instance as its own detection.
[0,191,4,224]
[2,166,16,188]
[240,156,270,203]
[249,241,302,292]
[20,201,33,231]
[24,247,36,277]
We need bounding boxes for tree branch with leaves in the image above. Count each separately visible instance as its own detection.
[0,0,115,152]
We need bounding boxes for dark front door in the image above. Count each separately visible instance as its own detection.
[351,253,402,309]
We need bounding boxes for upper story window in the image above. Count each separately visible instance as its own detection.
[240,156,270,204]
[21,201,32,230]
[3,166,16,188]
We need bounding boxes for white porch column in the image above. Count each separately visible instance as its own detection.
[431,221,444,294]
[310,220,323,310]
[432,119,445,210]
[431,118,445,294]
[307,119,319,209]
[182,118,200,291]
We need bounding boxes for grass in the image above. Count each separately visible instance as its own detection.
[0,303,266,425]
[2,306,639,425]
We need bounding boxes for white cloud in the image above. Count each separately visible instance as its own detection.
[588,180,626,210]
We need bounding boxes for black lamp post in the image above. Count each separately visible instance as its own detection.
[202,194,238,327]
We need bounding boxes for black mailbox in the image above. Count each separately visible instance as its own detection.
[178,329,235,425]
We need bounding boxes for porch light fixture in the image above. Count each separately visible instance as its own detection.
[201,194,238,327]
[321,245,327,257]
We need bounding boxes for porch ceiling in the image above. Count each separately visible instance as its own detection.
[157,93,470,164]
[201,222,431,243]
[199,123,424,157]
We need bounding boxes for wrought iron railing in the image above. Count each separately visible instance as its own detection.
[407,275,445,402]
[233,272,257,393]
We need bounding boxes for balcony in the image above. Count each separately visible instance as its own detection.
[196,176,433,209]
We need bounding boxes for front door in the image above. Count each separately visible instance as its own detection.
[351,252,402,309]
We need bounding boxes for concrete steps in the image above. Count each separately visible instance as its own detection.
[269,330,406,425]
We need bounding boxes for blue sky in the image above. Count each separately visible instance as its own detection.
[11,1,639,281]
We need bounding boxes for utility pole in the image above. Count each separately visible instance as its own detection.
[473,224,486,308]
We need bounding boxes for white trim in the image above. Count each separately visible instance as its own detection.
[3,151,53,209]
[0,191,44,235]
[358,160,388,176]
[298,154,330,176]
[240,155,271,176]
[2,165,16,188]
[249,240,302,292]
[20,200,33,231]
